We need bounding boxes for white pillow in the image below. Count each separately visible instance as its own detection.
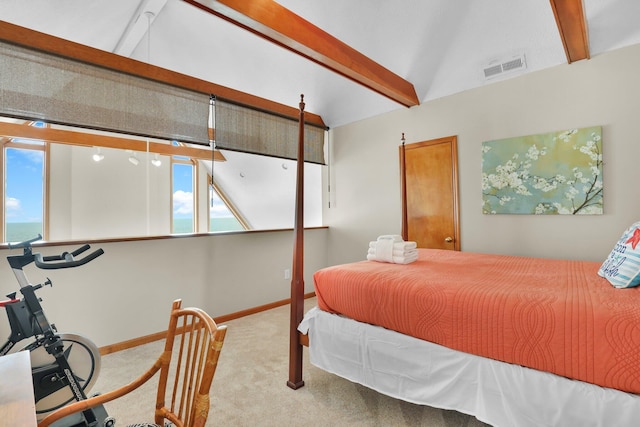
[598,221,640,288]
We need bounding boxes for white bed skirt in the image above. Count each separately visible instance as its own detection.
[299,307,640,427]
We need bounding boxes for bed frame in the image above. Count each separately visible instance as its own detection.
[286,117,640,425]
[287,95,307,390]
[286,121,405,389]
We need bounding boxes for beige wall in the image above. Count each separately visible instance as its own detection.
[0,229,326,347]
[324,43,640,264]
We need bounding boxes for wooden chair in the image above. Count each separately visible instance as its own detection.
[38,299,227,427]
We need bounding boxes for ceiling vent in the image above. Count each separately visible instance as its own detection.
[483,53,527,80]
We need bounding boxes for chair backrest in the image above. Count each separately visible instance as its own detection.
[156,299,227,427]
[37,299,226,427]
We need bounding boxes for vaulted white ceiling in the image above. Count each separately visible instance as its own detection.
[2,0,640,128]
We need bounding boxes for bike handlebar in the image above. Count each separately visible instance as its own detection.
[41,244,90,261]
[7,234,42,250]
[7,235,104,270]
[34,247,104,270]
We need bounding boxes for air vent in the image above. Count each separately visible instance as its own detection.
[483,54,527,80]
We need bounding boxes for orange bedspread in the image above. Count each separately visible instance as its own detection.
[313,249,640,394]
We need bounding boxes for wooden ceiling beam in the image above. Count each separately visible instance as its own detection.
[183,0,420,108]
[550,0,590,63]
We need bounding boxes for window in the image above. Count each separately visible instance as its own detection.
[172,160,196,234]
[2,138,46,243]
[209,180,245,232]
[0,117,323,243]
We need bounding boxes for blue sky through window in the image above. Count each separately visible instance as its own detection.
[4,146,44,242]
[209,187,243,231]
[172,162,194,233]
[172,163,193,219]
[210,191,231,218]
[5,147,44,223]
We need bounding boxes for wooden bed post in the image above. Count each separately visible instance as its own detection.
[287,95,306,390]
[400,133,408,241]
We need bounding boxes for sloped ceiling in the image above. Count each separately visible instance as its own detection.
[2,0,640,129]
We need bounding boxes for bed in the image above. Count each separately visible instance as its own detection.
[298,248,640,426]
[285,106,640,425]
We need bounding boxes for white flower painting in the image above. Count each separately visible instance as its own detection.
[482,126,603,215]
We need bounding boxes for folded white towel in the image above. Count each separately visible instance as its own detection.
[377,234,404,243]
[368,247,418,257]
[367,253,418,264]
[369,241,417,251]
[366,236,418,264]
[374,237,395,262]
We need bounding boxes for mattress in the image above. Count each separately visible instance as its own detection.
[313,249,640,394]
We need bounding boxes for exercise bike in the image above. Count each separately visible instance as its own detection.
[0,235,113,426]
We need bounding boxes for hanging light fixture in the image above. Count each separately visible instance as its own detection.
[128,151,139,166]
[151,153,162,167]
[92,147,104,162]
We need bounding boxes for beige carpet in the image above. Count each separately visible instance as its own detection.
[92,298,491,426]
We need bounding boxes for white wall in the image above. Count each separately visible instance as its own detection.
[324,43,640,264]
[49,144,172,240]
[0,229,326,347]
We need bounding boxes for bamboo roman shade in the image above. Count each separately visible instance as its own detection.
[214,99,326,165]
[0,40,210,145]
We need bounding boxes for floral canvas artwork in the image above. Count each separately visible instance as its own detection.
[482,126,603,215]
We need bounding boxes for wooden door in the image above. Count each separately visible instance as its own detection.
[400,136,460,250]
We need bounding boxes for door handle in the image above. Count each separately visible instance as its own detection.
[444,237,453,243]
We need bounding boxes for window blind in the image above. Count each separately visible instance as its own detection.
[214,99,326,165]
[0,40,210,145]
